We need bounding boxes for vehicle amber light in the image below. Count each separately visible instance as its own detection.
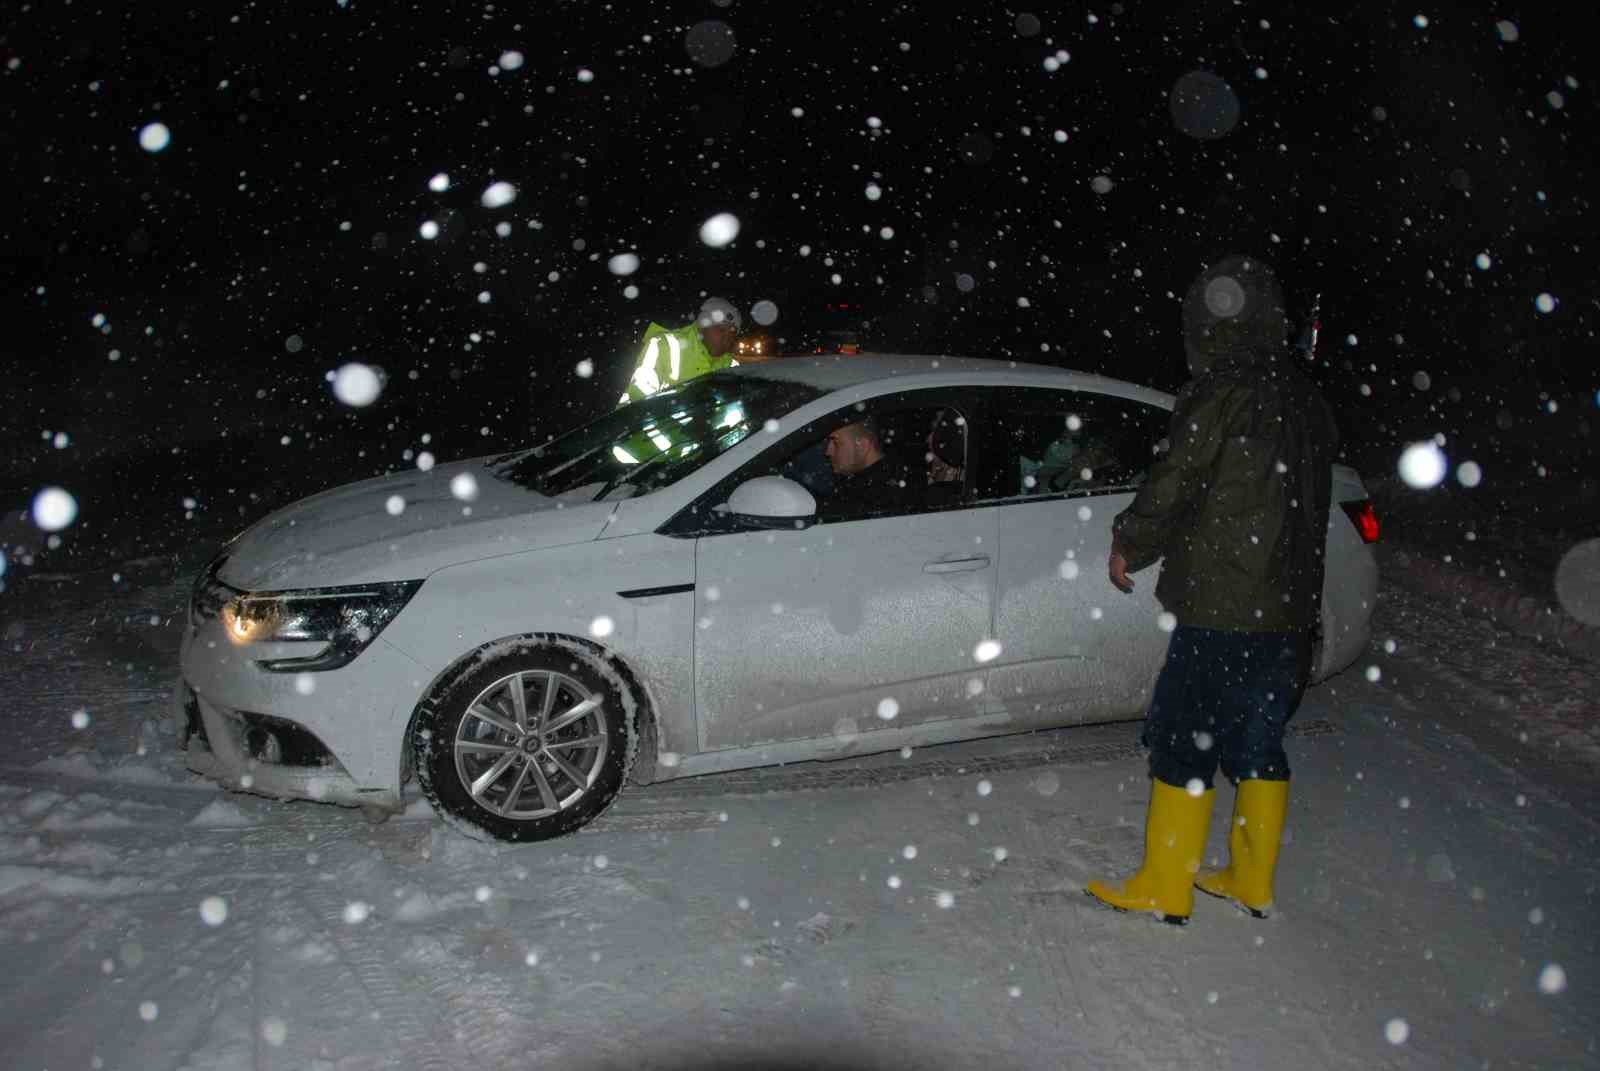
[1340,499,1381,544]
[221,598,278,644]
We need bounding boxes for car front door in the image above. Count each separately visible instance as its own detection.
[976,385,1175,727]
[668,390,998,753]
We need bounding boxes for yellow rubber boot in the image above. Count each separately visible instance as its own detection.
[1085,779,1215,925]
[1195,778,1290,918]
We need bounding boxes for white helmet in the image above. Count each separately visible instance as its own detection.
[698,296,742,332]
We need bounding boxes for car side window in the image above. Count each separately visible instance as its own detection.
[679,390,978,531]
[977,387,1171,499]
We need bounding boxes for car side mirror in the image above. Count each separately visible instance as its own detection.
[717,476,817,527]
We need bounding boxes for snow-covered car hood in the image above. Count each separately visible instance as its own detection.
[217,457,616,590]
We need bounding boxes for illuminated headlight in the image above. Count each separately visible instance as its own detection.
[220,580,423,672]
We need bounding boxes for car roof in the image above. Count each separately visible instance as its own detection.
[727,353,1174,407]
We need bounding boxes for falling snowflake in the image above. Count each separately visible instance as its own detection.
[331,363,382,407]
[138,122,171,152]
[1398,442,1447,488]
[31,487,78,531]
[700,212,741,247]
[481,181,518,209]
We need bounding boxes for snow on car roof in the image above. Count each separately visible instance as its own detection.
[725,352,1173,405]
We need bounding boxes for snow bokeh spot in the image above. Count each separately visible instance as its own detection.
[751,300,779,326]
[1554,539,1600,626]
[902,844,917,860]
[428,172,450,192]
[386,494,406,516]
[1496,19,1519,42]
[590,615,615,638]
[1456,461,1482,488]
[138,122,171,152]
[1366,665,1382,683]
[1169,71,1240,139]
[973,639,1002,663]
[450,472,479,502]
[876,697,900,721]
[1535,292,1557,314]
[1091,175,1114,194]
[1184,778,1206,797]
[1158,612,1178,633]
[1059,560,1080,580]
[294,673,316,696]
[1384,1017,1409,1044]
[1398,442,1447,489]
[608,253,640,276]
[685,20,737,68]
[342,901,371,924]
[199,896,228,926]
[331,363,382,407]
[70,708,90,730]
[499,50,524,70]
[261,1017,288,1047]
[700,212,741,248]
[481,181,517,209]
[140,1001,159,1022]
[977,779,993,797]
[32,487,78,531]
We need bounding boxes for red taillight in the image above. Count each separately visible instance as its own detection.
[1341,499,1381,544]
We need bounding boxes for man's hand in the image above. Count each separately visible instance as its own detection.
[1108,548,1135,594]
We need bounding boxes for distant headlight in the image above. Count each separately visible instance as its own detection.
[220,580,423,672]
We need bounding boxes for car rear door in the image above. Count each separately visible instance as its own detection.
[976,385,1175,727]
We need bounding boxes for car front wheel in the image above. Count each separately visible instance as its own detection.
[413,641,636,842]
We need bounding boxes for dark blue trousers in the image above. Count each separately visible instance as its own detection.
[1143,625,1313,790]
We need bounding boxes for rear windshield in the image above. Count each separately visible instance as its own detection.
[494,374,821,502]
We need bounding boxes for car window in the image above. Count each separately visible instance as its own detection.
[664,388,977,533]
[976,386,1171,499]
[492,374,820,501]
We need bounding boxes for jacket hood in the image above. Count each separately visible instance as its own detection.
[1182,254,1289,378]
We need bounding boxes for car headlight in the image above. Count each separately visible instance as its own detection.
[220,580,423,672]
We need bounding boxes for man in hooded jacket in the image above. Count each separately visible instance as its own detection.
[1085,254,1340,925]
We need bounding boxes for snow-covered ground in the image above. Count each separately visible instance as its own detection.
[1,496,1596,1069]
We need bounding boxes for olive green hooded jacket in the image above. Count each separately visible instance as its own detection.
[1113,256,1340,633]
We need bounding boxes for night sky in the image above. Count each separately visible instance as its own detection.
[3,1,1595,519]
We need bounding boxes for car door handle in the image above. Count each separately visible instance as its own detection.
[923,555,991,574]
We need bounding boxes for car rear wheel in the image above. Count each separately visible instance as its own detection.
[413,642,635,842]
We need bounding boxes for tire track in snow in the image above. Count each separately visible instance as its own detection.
[294,886,470,1071]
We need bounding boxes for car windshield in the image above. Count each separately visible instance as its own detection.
[494,374,820,501]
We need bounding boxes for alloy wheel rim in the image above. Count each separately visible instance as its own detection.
[451,669,609,820]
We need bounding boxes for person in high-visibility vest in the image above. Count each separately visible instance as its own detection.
[618,297,742,406]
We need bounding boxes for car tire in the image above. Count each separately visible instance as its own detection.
[412,639,637,842]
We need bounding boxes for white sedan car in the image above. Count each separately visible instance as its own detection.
[178,356,1379,841]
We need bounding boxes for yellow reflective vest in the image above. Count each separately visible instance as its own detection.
[618,321,736,406]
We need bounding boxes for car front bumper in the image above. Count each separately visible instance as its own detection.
[178,606,424,812]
